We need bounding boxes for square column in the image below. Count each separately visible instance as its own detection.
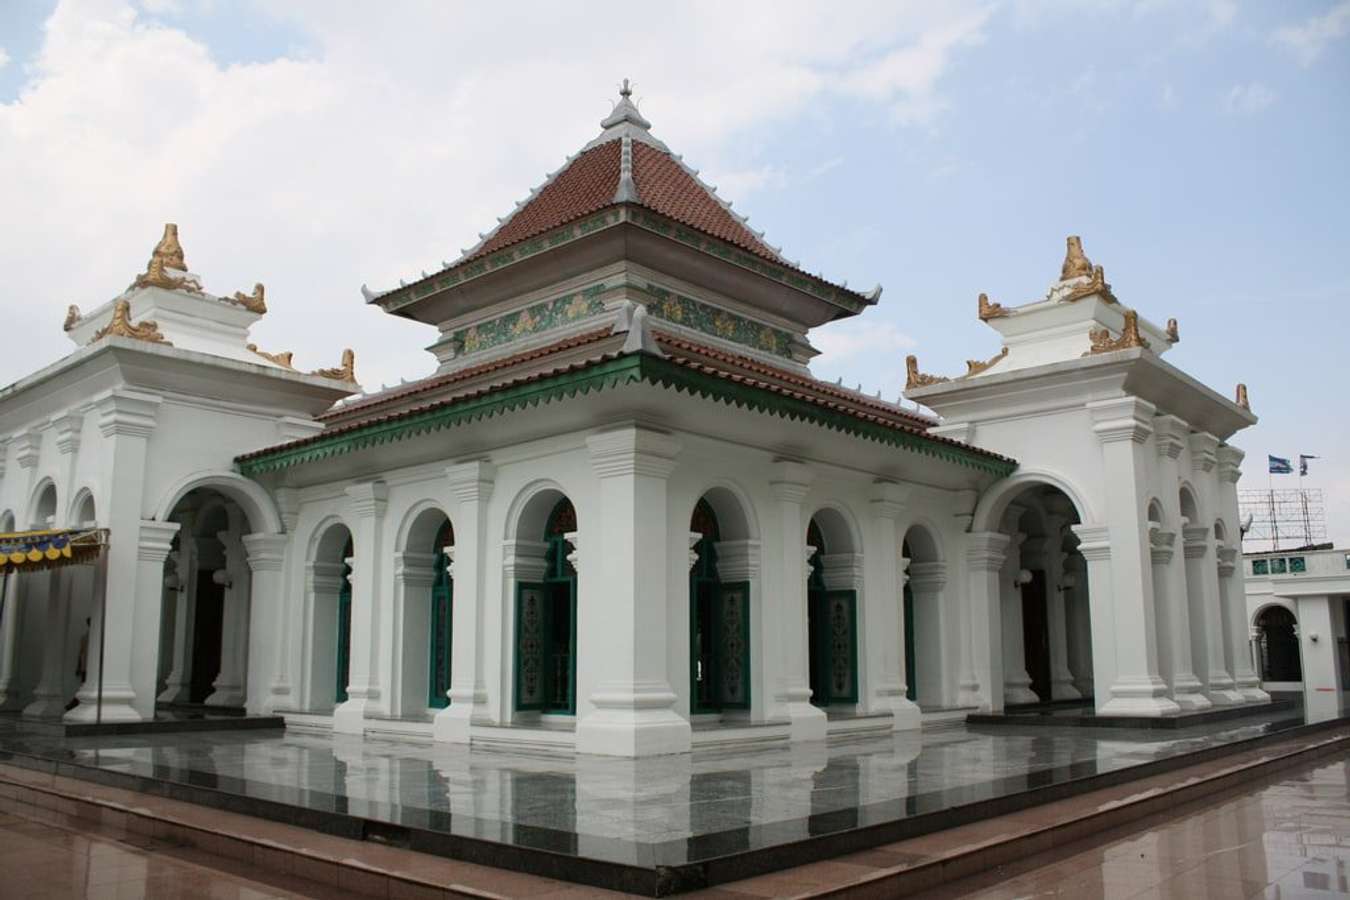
[1041,504,1083,700]
[711,538,764,721]
[242,534,288,714]
[575,425,690,756]
[23,569,72,718]
[67,390,162,723]
[1291,594,1342,722]
[206,521,251,708]
[436,461,495,743]
[157,531,197,704]
[965,531,1009,712]
[1001,528,1038,705]
[865,483,919,728]
[333,480,388,734]
[1182,526,1242,705]
[767,460,827,740]
[1086,398,1178,716]
[0,573,26,710]
[1152,417,1208,709]
[908,562,950,708]
[391,551,437,717]
[1216,446,1269,703]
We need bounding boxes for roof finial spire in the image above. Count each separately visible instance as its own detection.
[600,76,651,131]
[620,77,632,99]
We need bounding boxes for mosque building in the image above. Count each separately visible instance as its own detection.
[0,85,1272,756]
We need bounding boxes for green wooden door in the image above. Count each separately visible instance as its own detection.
[515,581,548,711]
[903,583,916,702]
[717,581,751,710]
[336,560,352,704]
[810,589,858,706]
[428,547,452,708]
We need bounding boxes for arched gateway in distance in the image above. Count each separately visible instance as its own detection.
[0,85,1265,755]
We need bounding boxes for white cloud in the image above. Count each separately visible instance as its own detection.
[811,320,918,401]
[1223,82,1276,115]
[0,48,10,70]
[1274,1,1350,66]
[1160,83,1178,109]
[0,0,991,393]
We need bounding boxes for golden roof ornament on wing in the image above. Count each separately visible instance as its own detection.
[1061,235,1094,280]
[230,283,267,315]
[905,354,950,390]
[130,223,203,293]
[1235,383,1250,410]
[965,346,1008,377]
[1166,318,1180,343]
[63,305,81,332]
[1084,309,1149,356]
[311,348,356,382]
[90,299,171,346]
[977,293,1009,321]
[247,343,294,369]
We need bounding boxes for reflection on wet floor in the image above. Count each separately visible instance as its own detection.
[926,757,1350,899]
[0,706,1314,869]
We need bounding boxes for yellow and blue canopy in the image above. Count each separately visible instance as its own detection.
[0,529,106,572]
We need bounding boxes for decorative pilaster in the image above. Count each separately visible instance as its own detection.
[242,533,288,714]
[333,480,388,734]
[966,531,1010,712]
[23,569,73,719]
[206,513,251,708]
[157,527,197,704]
[576,425,689,756]
[767,460,826,740]
[1181,526,1242,705]
[1216,446,1268,703]
[435,460,496,743]
[866,483,918,728]
[1085,397,1178,716]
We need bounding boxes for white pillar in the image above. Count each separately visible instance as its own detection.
[1001,531,1039,705]
[157,535,196,704]
[206,517,250,708]
[966,531,1009,712]
[436,461,495,743]
[242,534,287,714]
[1292,594,1342,722]
[575,425,690,756]
[501,540,547,721]
[67,390,162,723]
[865,483,918,728]
[23,569,72,718]
[1216,446,1269,703]
[333,480,388,734]
[1042,539,1082,701]
[1152,417,1208,709]
[908,562,948,709]
[767,460,826,740]
[1086,398,1179,716]
[0,573,26,710]
[390,551,435,718]
[1182,526,1243,705]
[1062,553,1095,697]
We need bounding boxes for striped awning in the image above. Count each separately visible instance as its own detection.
[0,529,107,573]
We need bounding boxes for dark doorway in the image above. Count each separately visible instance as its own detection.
[1256,606,1302,682]
[189,570,224,704]
[1021,570,1052,702]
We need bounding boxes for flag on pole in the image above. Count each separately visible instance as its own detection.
[1269,455,1293,474]
[1299,454,1318,476]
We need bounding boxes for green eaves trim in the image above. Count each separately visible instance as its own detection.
[236,354,1016,478]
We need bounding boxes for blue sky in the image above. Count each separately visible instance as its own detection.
[1,0,1347,545]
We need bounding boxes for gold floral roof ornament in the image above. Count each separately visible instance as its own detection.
[90,299,171,346]
[311,348,356,382]
[977,292,1009,321]
[964,346,1008,377]
[1083,309,1150,356]
[1235,383,1250,410]
[63,304,81,332]
[230,283,267,315]
[905,354,950,390]
[1061,235,1094,281]
[1166,318,1180,343]
[1060,264,1117,304]
[154,223,187,270]
[246,343,294,369]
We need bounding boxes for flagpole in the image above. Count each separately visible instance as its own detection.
[1268,466,1279,552]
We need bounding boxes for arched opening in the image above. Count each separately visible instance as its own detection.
[429,519,454,708]
[0,511,14,532]
[806,508,859,708]
[29,481,57,530]
[155,489,260,710]
[688,492,752,715]
[901,525,943,707]
[984,482,1090,707]
[513,494,577,715]
[396,506,455,715]
[305,520,354,712]
[1255,606,1301,683]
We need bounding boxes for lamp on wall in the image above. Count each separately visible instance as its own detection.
[212,568,232,588]
[163,572,181,591]
[1013,568,1033,590]
[1058,572,1078,593]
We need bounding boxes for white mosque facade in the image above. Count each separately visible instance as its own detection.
[0,89,1271,756]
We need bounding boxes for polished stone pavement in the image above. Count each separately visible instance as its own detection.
[0,705,1313,874]
[928,755,1350,899]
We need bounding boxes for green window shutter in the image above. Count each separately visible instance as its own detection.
[903,583,916,703]
[336,574,352,704]
[826,589,859,705]
[428,555,452,708]
[515,582,548,711]
[718,581,751,710]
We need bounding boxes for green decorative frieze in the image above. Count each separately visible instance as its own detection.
[643,284,792,358]
[451,284,607,356]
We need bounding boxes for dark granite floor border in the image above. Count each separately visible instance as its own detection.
[0,712,1343,896]
[968,699,1297,730]
[0,715,285,738]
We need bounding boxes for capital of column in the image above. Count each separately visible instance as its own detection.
[503,539,548,581]
[1181,525,1210,559]
[1070,523,1111,561]
[586,426,680,479]
[1216,545,1238,576]
[242,533,288,572]
[393,551,438,586]
[819,552,864,590]
[715,539,761,581]
[446,459,496,503]
[966,531,1010,571]
[345,480,388,519]
[1149,528,1176,565]
[138,519,181,563]
[1087,397,1156,445]
[769,458,814,504]
[1189,431,1220,473]
[95,388,162,439]
[1216,445,1244,484]
[686,531,701,571]
[52,412,84,456]
[11,430,40,470]
[909,561,947,592]
[869,480,911,519]
[305,561,345,593]
[1153,414,1188,460]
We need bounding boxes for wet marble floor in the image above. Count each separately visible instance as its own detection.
[928,756,1350,899]
[0,705,1316,873]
